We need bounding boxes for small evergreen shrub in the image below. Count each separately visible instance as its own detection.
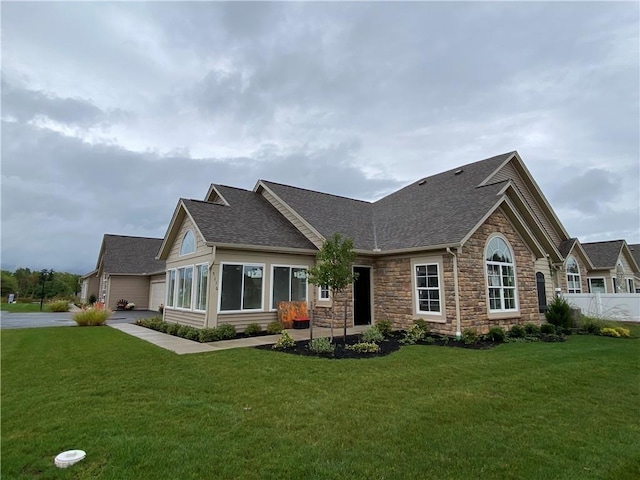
[199,328,219,342]
[73,308,111,326]
[413,318,430,334]
[272,331,296,350]
[346,342,380,353]
[88,294,97,305]
[461,328,478,345]
[579,316,604,335]
[48,300,70,312]
[166,322,180,335]
[509,325,526,338]
[267,321,283,334]
[374,320,393,337]
[308,337,334,354]
[216,323,236,340]
[540,323,556,334]
[545,295,571,329]
[183,327,200,341]
[524,323,541,335]
[244,323,262,336]
[361,327,384,344]
[177,325,191,338]
[485,326,506,342]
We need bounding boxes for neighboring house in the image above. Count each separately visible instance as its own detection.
[582,240,640,294]
[158,151,587,335]
[82,234,166,310]
[629,244,640,293]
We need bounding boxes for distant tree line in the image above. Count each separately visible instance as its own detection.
[1,268,81,301]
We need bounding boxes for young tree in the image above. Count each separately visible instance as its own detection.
[307,233,358,342]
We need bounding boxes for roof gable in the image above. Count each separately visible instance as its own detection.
[582,240,626,269]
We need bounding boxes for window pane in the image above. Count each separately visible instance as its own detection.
[272,267,289,309]
[426,264,437,275]
[180,230,195,256]
[416,266,426,276]
[243,265,263,310]
[291,268,307,302]
[429,300,440,312]
[196,265,207,310]
[221,265,242,311]
[181,267,193,309]
[167,270,175,307]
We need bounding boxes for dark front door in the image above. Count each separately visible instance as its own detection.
[353,267,371,325]
[536,272,547,313]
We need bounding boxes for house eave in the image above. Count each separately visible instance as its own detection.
[207,242,319,255]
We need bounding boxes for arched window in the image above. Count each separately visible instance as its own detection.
[179,230,195,256]
[485,236,517,312]
[566,256,581,293]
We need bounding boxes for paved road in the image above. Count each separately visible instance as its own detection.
[0,310,159,330]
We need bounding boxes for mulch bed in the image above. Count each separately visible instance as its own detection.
[255,332,567,359]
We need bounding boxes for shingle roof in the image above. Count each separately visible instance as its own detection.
[102,235,165,274]
[629,244,640,271]
[262,152,513,251]
[260,181,376,250]
[182,186,317,250]
[581,240,625,269]
[558,238,578,258]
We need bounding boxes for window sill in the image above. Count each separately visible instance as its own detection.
[487,311,521,320]
[218,309,265,315]
[413,312,446,323]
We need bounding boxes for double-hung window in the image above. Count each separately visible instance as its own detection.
[486,236,517,311]
[195,264,208,311]
[272,266,307,309]
[220,264,264,312]
[415,264,441,313]
[176,266,193,308]
[566,256,581,293]
[318,285,330,301]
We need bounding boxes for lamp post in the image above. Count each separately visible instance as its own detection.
[39,269,54,312]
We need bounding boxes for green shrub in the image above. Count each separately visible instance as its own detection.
[216,323,237,340]
[579,316,604,335]
[184,327,200,341]
[245,323,262,336]
[509,325,525,338]
[177,325,191,338]
[308,337,334,354]
[413,318,430,334]
[600,327,621,338]
[461,328,478,345]
[346,342,380,353]
[545,295,571,329]
[615,327,631,338]
[485,326,506,342]
[48,300,70,312]
[199,328,219,342]
[361,327,384,344]
[88,294,97,305]
[166,322,180,336]
[540,323,556,334]
[73,308,111,326]
[400,324,427,345]
[524,323,541,335]
[267,321,283,334]
[272,331,296,350]
[374,320,393,337]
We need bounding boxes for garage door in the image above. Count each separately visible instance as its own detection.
[149,281,166,311]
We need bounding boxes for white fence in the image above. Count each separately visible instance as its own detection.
[564,293,640,322]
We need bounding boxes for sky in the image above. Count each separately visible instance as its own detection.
[1,1,639,275]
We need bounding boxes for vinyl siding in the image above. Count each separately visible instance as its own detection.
[165,309,205,328]
[81,275,100,302]
[487,161,563,246]
[534,257,555,304]
[107,276,151,309]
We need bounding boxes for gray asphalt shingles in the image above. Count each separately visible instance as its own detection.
[582,240,626,269]
[102,235,165,274]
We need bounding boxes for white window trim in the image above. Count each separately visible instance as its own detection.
[269,264,309,311]
[410,256,446,322]
[218,262,266,314]
[627,278,635,294]
[318,285,330,301]
[485,234,519,314]
[194,263,209,312]
[166,269,177,308]
[587,277,607,294]
[414,262,442,315]
[179,230,196,257]
[566,256,581,294]
[175,265,195,310]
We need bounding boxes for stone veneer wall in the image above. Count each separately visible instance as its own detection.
[455,207,539,333]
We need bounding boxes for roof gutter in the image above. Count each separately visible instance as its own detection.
[446,247,462,339]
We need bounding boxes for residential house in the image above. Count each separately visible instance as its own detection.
[629,244,640,293]
[82,234,166,310]
[582,240,640,294]
[158,151,588,335]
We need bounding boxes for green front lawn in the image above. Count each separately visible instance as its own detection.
[2,326,639,479]
[1,302,51,312]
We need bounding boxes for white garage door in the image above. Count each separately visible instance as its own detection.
[149,281,166,311]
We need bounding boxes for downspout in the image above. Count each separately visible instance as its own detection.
[205,245,216,328]
[446,247,462,339]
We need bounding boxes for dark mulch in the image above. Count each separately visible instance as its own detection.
[255,332,567,359]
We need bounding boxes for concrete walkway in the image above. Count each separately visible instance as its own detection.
[109,323,369,355]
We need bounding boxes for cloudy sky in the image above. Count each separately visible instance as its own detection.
[1,1,638,274]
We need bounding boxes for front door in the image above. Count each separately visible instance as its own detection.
[353,267,371,325]
[536,272,547,313]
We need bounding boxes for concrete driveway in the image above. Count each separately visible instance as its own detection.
[0,309,159,330]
